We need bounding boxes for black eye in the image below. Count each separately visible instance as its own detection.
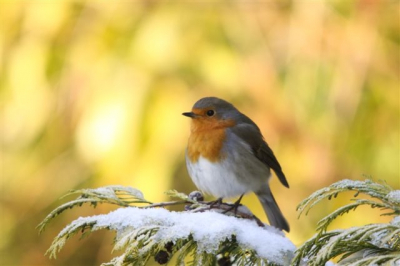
[206,110,215,116]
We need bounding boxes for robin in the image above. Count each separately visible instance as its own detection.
[183,97,290,232]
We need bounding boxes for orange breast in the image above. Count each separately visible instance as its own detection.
[187,118,235,163]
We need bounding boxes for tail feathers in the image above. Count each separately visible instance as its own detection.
[257,190,290,232]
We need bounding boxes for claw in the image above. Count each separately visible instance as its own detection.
[223,194,244,215]
[208,197,223,209]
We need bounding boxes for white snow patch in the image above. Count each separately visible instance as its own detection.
[387,190,400,204]
[73,207,295,264]
[325,262,336,266]
[334,179,365,188]
[91,185,144,200]
[92,187,119,199]
[390,216,400,226]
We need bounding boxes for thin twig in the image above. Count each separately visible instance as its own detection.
[140,198,266,228]
[142,200,189,208]
[191,201,266,228]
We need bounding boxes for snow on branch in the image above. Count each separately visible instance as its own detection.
[38,187,295,266]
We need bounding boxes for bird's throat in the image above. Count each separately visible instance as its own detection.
[187,119,235,163]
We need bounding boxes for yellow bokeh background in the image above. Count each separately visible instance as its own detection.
[1,1,399,265]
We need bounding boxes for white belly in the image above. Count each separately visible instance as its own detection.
[186,156,250,198]
[185,132,272,199]
[186,156,272,199]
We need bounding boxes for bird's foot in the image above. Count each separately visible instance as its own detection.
[222,194,244,215]
[207,197,223,209]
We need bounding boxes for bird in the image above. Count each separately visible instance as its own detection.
[182,97,290,232]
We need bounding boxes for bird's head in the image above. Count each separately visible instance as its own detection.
[182,97,240,132]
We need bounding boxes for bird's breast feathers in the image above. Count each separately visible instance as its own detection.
[186,119,235,163]
[186,129,272,198]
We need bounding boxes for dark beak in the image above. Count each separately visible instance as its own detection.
[182,112,196,118]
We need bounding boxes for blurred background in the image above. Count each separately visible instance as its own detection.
[1,0,399,265]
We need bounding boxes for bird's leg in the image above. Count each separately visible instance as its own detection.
[208,197,223,209]
[223,194,244,215]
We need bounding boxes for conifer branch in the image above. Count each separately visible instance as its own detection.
[37,186,151,233]
[39,187,295,266]
[293,179,400,265]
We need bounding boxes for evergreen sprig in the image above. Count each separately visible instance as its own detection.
[37,186,151,233]
[293,179,400,265]
[39,187,293,266]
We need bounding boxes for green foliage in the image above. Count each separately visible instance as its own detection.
[38,187,292,266]
[40,180,400,266]
[37,186,152,234]
[293,179,400,265]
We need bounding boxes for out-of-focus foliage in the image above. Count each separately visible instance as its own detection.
[0,1,398,265]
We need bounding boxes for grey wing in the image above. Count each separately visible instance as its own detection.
[230,122,289,188]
